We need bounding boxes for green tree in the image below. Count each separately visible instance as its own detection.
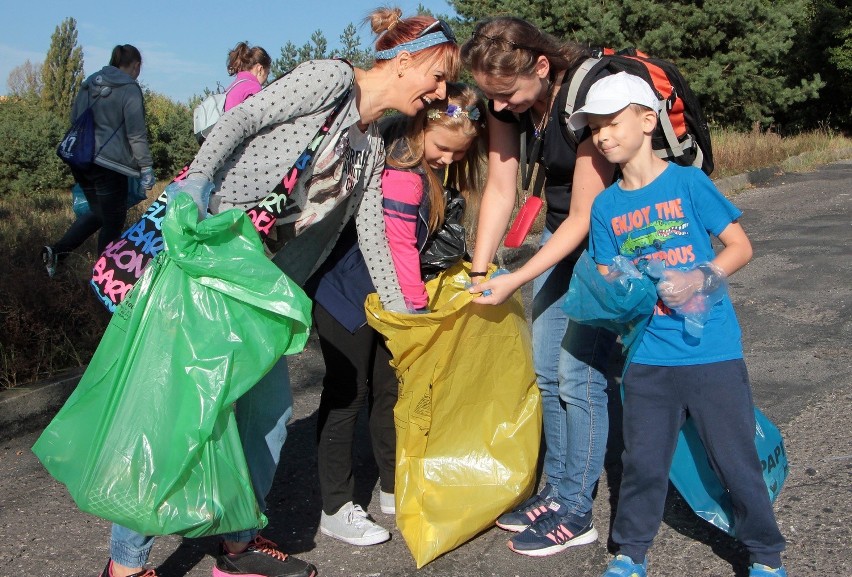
[7,61,44,100]
[271,41,300,78]
[143,89,199,178]
[309,30,329,60]
[450,0,825,129]
[0,99,69,195]
[271,30,330,80]
[779,0,852,132]
[40,17,85,116]
[331,23,373,69]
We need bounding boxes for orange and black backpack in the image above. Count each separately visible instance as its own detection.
[559,47,714,175]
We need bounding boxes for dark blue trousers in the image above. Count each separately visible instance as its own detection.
[614,359,785,568]
[56,165,128,256]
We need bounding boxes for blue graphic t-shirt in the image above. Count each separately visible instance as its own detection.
[589,163,744,366]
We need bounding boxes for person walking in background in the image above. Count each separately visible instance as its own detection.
[570,71,786,577]
[460,18,617,557]
[43,44,155,278]
[223,41,271,111]
[98,7,459,577]
[309,82,487,547]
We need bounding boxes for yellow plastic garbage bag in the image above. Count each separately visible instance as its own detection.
[365,262,541,567]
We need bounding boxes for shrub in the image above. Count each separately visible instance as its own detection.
[0,187,110,387]
[0,97,71,195]
[144,90,199,178]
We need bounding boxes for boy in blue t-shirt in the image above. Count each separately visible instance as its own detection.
[567,72,787,577]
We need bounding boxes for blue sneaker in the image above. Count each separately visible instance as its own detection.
[507,504,598,557]
[749,563,787,577]
[601,554,648,577]
[495,483,556,532]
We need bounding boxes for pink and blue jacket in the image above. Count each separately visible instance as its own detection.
[381,167,430,310]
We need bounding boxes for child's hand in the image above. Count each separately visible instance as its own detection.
[656,268,704,307]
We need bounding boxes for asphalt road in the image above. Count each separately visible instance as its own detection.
[1,160,850,577]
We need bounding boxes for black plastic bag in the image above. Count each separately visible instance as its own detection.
[420,187,468,280]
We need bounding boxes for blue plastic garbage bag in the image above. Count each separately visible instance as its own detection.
[671,406,788,536]
[562,251,787,535]
[72,178,148,217]
[562,251,658,366]
[33,193,311,537]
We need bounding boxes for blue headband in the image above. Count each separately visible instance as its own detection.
[375,31,453,60]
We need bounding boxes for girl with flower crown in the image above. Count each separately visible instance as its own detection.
[380,82,487,310]
[307,82,487,547]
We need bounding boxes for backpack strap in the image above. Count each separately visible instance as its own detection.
[224,78,250,96]
[563,57,601,117]
[559,56,609,145]
[655,108,702,168]
[82,87,125,160]
[246,63,355,239]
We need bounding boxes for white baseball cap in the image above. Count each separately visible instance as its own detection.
[567,71,662,131]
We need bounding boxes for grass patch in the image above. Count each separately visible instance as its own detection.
[0,184,161,388]
[711,125,852,178]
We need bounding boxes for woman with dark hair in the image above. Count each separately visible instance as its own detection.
[44,44,155,277]
[98,7,460,577]
[461,17,618,558]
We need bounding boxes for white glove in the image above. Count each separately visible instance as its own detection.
[139,166,156,190]
[165,176,214,220]
[657,262,726,308]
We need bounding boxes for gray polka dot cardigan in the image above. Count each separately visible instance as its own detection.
[186,59,406,312]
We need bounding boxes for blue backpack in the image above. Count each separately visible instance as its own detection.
[57,93,122,171]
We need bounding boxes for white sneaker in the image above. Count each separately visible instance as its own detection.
[42,246,57,278]
[379,491,395,515]
[320,502,390,546]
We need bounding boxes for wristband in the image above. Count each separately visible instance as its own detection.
[468,271,488,278]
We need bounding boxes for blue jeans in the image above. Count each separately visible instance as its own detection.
[109,357,293,567]
[531,230,570,496]
[556,317,615,516]
[531,230,615,515]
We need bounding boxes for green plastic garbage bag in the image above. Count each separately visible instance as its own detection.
[33,193,311,538]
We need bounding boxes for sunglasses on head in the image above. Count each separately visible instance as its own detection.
[419,19,457,44]
[472,31,533,52]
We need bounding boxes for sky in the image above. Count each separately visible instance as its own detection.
[0,0,455,104]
